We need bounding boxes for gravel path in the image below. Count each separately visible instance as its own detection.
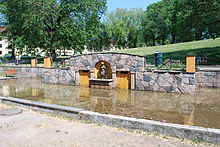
[0,103,215,147]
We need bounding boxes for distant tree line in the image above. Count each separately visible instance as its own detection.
[0,0,219,56]
[89,0,220,51]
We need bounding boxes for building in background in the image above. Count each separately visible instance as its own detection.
[0,26,91,57]
[0,26,12,56]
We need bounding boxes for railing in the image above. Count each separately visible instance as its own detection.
[146,56,186,71]
[195,56,219,65]
[52,58,70,68]
[0,58,32,67]
[0,57,70,68]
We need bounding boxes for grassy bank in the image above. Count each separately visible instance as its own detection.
[110,38,220,65]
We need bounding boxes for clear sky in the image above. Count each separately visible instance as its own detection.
[107,0,160,12]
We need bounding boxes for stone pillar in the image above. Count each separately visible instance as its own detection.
[131,72,135,90]
[186,56,196,73]
[75,70,80,85]
[90,68,95,79]
[31,59,37,67]
[130,90,135,105]
[112,71,116,88]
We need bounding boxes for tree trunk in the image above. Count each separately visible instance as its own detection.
[51,49,56,59]
[152,37,156,46]
[49,49,57,60]
[161,37,165,45]
[171,33,176,44]
[11,47,15,59]
[195,31,201,40]
[64,48,66,56]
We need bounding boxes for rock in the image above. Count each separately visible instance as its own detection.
[163,86,176,92]
[189,78,195,85]
[143,74,152,82]
[175,76,182,85]
[157,75,165,85]
[204,72,215,76]
[136,81,144,90]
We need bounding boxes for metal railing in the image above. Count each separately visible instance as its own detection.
[145,56,186,71]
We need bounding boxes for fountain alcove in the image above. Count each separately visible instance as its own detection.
[70,53,144,90]
[89,60,113,89]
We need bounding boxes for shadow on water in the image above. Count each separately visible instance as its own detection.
[0,78,220,129]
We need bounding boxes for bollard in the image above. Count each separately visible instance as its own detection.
[186,56,196,72]
[31,59,37,67]
[155,51,163,67]
[44,57,52,68]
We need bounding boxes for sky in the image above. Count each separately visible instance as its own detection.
[107,0,160,12]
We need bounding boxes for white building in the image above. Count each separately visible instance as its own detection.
[0,26,11,56]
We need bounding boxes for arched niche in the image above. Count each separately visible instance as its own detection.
[94,61,112,79]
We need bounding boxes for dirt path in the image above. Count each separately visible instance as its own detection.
[0,103,215,147]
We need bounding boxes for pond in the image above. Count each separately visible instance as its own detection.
[0,78,219,129]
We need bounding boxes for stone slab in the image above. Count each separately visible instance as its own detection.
[0,108,23,116]
[0,77,17,80]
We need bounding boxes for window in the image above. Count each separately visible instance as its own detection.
[0,44,2,48]
[0,51,2,54]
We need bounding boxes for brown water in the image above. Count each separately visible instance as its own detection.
[0,78,220,129]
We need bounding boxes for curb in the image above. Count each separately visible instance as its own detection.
[1,96,219,144]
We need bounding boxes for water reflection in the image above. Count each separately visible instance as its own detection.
[0,78,219,129]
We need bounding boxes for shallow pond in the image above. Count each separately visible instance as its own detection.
[0,78,220,129]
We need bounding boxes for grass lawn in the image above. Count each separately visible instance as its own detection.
[107,38,220,65]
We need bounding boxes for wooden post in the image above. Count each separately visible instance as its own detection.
[44,57,52,68]
[31,59,37,67]
[186,56,196,73]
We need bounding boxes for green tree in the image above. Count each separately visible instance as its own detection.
[142,1,169,46]
[87,24,111,52]
[104,8,144,49]
[1,0,106,58]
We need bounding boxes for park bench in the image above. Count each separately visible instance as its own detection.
[5,69,16,77]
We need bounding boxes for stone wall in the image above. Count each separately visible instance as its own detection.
[0,66,45,78]
[0,66,75,85]
[70,53,146,72]
[1,66,219,94]
[196,70,220,88]
[43,68,75,85]
[136,71,195,94]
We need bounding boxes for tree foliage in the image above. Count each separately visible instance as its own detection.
[1,0,219,53]
[1,0,106,58]
[142,0,220,46]
[91,0,220,51]
[104,8,144,49]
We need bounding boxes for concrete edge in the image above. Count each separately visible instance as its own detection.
[0,97,82,114]
[0,96,219,144]
[198,69,220,72]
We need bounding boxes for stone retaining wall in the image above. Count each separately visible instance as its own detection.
[196,70,220,88]
[0,66,45,78]
[43,68,75,85]
[136,71,195,94]
[0,66,219,94]
[0,66,75,85]
[70,53,146,72]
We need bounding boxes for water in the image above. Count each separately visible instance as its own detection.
[0,78,219,129]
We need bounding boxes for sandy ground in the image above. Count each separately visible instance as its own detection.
[0,103,216,147]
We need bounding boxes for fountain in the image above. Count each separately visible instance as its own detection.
[89,61,113,89]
